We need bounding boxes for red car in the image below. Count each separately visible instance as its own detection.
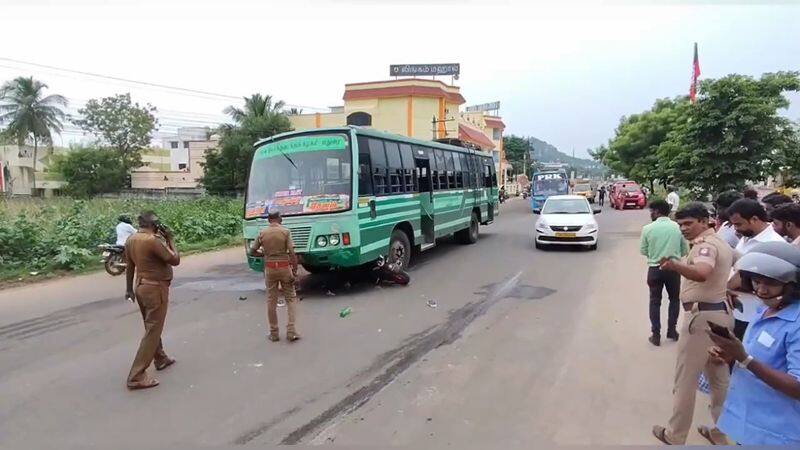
[611,183,647,209]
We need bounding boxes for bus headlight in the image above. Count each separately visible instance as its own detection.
[328,234,340,246]
[316,236,328,247]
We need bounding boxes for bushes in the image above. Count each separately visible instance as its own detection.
[0,197,243,278]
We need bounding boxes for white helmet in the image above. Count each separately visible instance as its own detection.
[736,241,800,291]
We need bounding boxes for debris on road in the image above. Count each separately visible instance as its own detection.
[339,307,352,318]
[249,362,264,368]
[29,271,39,276]
[238,296,247,301]
[326,290,336,296]
[427,299,438,308]
[278,299,286,307]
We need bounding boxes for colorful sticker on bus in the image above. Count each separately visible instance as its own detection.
[305,194,350,213]
[245,201,270,218]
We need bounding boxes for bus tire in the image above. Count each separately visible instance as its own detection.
[302,263,331,274]
[456,212,479,245]
[388,229,411,269]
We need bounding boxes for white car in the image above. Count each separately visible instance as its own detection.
[534,195,600,250]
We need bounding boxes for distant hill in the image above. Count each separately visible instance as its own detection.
[528,137,597,169]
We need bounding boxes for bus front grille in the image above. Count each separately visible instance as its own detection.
[290,226,312,250]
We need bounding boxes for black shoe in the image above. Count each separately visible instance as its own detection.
[649,333,661,347]
[666,329,679,341]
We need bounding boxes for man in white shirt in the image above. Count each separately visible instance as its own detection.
[666,186,680,219]
[116,215,137,247]
[727,199,785,339]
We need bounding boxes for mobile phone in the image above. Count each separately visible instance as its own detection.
[707,321,731,338]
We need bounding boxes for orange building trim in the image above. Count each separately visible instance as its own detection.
[458,124,495,150]
[438,98,446,139]
[485,117,506,129]
[344,86,466,104]
[314,113,321,128]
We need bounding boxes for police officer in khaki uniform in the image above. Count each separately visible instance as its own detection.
[652,202,735,445]
[125,211,180,390]
[250,209,300,342]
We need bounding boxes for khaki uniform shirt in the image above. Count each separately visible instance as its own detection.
[251,224,295,262]
[125,231,174,281]
[680,228,734,303]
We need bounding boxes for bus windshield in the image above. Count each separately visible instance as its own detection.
[245,134,352,218]
[533,172,568,196]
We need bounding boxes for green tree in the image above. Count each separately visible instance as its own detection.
[223,94,285,124]
[73,93,158,169]
[52,146,127,198]
[201,94,292,195]
[597,98,689,190]
[0,76,67,191]
[502,135,531,176]
[666,72,800,194]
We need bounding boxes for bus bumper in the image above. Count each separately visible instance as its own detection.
[246,247,362,272]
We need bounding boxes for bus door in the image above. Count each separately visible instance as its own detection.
[413,147,435,245]
[485,161,496,222]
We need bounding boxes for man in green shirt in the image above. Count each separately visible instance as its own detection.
[641,200,689,346]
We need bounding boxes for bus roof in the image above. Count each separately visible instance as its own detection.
[253,126,494,158]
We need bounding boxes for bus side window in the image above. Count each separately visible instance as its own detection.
[357,136,373,196]
[413,145,430,192]
[453,152,463,189]
[434,149,447,190]
[427,147,438,191]
[445,151,455,189]
[483,158,492,187]
[489,161,497,187]
[399,143,416,193]
[368,138,388,196]
[384,140,403,194]
[471,155,482,188]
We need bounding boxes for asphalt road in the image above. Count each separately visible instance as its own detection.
[0,198,717,447]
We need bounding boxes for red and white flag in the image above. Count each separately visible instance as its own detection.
[690,42,701,103]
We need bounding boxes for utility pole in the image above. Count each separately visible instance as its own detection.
[523,149,528,178]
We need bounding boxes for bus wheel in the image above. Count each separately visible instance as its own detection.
[388,229,411,269]
[456,212,479,245]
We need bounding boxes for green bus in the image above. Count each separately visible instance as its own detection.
[243,126,498,273]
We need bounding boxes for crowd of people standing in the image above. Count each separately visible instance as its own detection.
[640,187,800,446]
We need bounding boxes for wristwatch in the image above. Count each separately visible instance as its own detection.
[737,355,754,369]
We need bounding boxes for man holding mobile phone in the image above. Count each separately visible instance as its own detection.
[652,203,735,446]
[124,211,180,390]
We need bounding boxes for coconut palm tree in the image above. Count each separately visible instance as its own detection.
[0,76,67,193]
[223,94,285,123]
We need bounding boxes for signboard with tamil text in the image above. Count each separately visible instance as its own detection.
[390,64,460,77]
[465,101,500,113]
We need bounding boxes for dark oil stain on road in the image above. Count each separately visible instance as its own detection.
[263,272,554,445]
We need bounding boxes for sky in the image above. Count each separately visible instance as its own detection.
[1,0,799,157]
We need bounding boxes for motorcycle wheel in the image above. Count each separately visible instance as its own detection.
[105,254,125,276]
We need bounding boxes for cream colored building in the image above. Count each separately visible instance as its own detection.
[131,138,216,190]
[0,145,66,197]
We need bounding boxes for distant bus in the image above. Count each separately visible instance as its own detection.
[531,169,569,211]
[243,126,499,273]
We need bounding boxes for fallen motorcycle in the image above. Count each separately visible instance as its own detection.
[372,255,410,286]
[98,243,126,276]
